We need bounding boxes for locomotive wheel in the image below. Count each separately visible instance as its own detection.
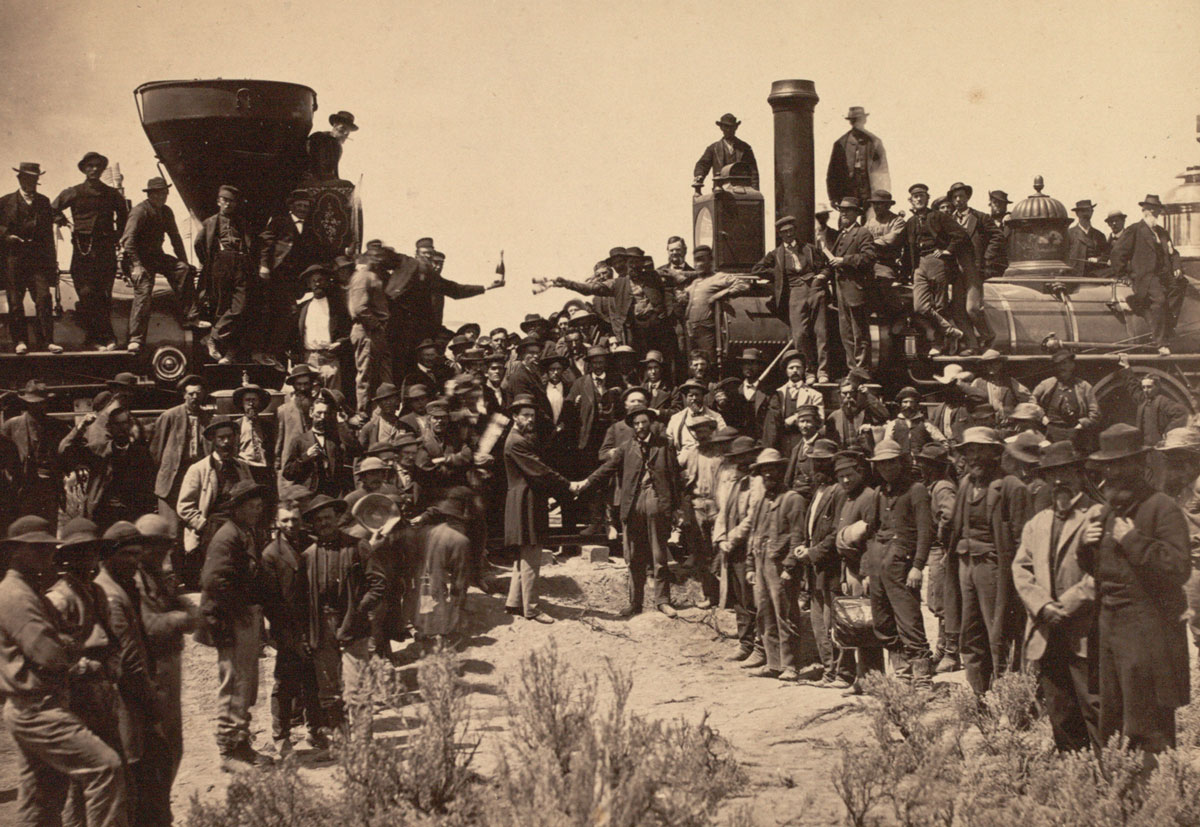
[151,345,189,385]
[1092,365,1196,430]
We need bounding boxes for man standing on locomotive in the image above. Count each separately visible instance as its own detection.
[1109,194,1186,355]
[751,215,829,383]
[195,185,254,364]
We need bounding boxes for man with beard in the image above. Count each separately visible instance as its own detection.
[259,190,321,368]
[945,427,1031,692]
[713,436,764,663]
[733,348,770,438]
[63,406,157,531]
[0,520,129,826]
[195,185,254,364]
[419,399,473,494]
[863,440,935,684]
[751,217,829,383]
[1080,423,1190,757]
[283,394,357,497]
[864,189,906,286]
[176,416,254,586]
[52,152,127,351]
[482,354,508,414]
[783,405,826,495]
[199,480,273,770]
[1067,199,1110,276]
[502,336,554,429]
[898,183,970,356]
[763,356,824,456]
[356,383,408,448]
[657,236,694,367]
[882,387,946,456]
[261,499,326,756]
[2,380,69,528]
[295,265,350,390]
[576,404,682,617]
[834,452,886,694]
[348,247,393,419]
[150,375,212,562]
[915,443,958,668]
[826,377,887,455]
[275,365,319,484]
[826,107,888,210]
[121,176,205,354]
[1109,195,1186,355]
[1012,442,1101,753]
[233,384,275,483]
[504,395,571,623]
[792,439,854,688]
[1156,428,1200,654]
[823,198,878,371]
[96,522,170,825]
[2,162,60,354]
[1032,350,1099,446]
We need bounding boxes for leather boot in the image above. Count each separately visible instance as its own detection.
[935,652,961,674]
[889,649,913,682]
[911,656,933,689]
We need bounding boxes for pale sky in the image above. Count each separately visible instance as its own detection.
[1,0,1197,331]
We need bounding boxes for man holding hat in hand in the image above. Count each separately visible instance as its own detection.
[1109,194,1186,354]
[693,113,759,194]
[1012,441,1101,753]
[751,215,829,382]
[1,162,59,353]
[121,175,205,352]
[0,519,130,826]
[52,152,128,352]
[1079,423,1191,757]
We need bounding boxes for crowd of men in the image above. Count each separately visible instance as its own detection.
[0,110,1195,824]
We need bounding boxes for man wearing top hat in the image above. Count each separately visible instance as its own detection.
[1079,423,1191,757]
[751,215,830,382]
[1109,194,1186,354]
[2,380,69,528]
[1012,441,1101,752]
[121,175,205,353]
[576,404,682,617]
[827,107,890,213]
[864,189,906,286]
[1067,199,1111,276]
[198,480,274,769]
[52,152,128,352]
[693,113,759,194]
[0,162,59,354]
[0,519,131,826]
[898,183,972,356]
[306,109,359,181]
[823,198,878,372]
[195,185,254,363]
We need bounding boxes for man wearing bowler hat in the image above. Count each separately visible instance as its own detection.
[1,162,59,354]
[1104,209,1127,247]
[53,152,128,351]
[1109,194,1186,354]
[0,519,130,826]
[307,109,359,181]
[195,184,254,363]
[121,175,205,353]
[751,215,830,382]
[824,197,878,372]
[1067,199,1111,276]
[1012,441,1101,753]
[827,107,890,213]
[199,479,274,769]
[693,113,759,194]
[1080,423,1191,758]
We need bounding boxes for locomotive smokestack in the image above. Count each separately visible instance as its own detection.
[768,79,819,245]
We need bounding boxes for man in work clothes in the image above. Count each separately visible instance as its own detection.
[751,215,829,382]
[194,185,254,364]
[0,162,59,353]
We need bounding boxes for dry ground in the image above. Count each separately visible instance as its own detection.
[0,553,966,826]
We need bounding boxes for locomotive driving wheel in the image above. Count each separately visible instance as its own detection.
[1091,364,1197,431]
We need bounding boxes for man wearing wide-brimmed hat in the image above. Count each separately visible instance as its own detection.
[121,175,205,353]
[827,106,890,213]
[52,152,128,351]
[1110,194,1186,354]
[233,383,276,474]
[577,403,682,617]
[1156,426,1200,656]
[1,161,59,354]
[1012,440,1101,752]
[1,380,69,528]
[199,479,274,769]
[1067,198,1110,277]
[0,518,131,825]
[945,426,1032,690]
[1032,350,1100,446]
[693,112,758,194]
[1078,423,1191,756]
[864,188,906,284]
[713,435,765,663]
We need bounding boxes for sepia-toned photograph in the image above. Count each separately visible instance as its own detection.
[0,0,1199,824]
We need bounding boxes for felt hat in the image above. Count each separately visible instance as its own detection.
[356,456,390,475]
[844,106,868,119]
[540,352,569,369]
[621,385,650,404]
[1037,441,1086,471]
[868,189,895,204]
[895,386,920,402]
[517,335,544,353]
[484,351,507,365]
[834,451,867,473]
[1088,423,1148,462]
[567,307,596,324]
[456,322,481,338]
[750,448,788,470]
[784,354,806,368]
[709,426,739,444]
[934,364,971,384]
[424,399,450,416]
[737,347,765,363]
[1009,402,1046,423]
[694,244,713,257]
[623,404,657,426]
[808,438,840,460]
[605,247,629,264]
[143,177,171,192]
[285,188,310,203]
[1072,200,1098,212]
[585,345,610,360]
[58,518,106,554]
[640,350,664,364]
[460,348,486,364]
[17,380,49,404]
[676,379,707,396]
[76,152,108,172]
[916,443,950,465]
[714,376,741,394]
[226,480,268,508]
[988,190,1012,204]
[106,372,139,391]
[519,313,547,332]
[1105,209,1127,222]
[217,184,240,200]
[611,344,637,359]
[202,415,237,439]
[232,384,269,411]
[368,382,399,402]
[101,522,143,552]
[957,426,1003,448]
[285,363,319,384]
[133,514,176,547]
[302,493,349,518]
[836,197,863,212]
[685,412,717,431]
[1138,195,1164,210]
[1157,426,1200,454]
[301,263,333,284]
[509,394,539,415]
[869,440,905,462]
[329,110,359,131]
[715,113,741,127]
[13,162,46,177]
[624,246,645,259]
[796,404,820,420]
[726,436,760,459]
[2,517,58,552]
[415,338,439,353]
[947,181,973,199]
[1005,430,1044,464]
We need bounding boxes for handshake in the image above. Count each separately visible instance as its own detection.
[568,479,591,495]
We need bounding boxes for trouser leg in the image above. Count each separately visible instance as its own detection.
[881,551,931,660]
[311,630,345,729]
[753,554,780,670]
[5,254,29,345]
[156,652,183,784]
[960,555,996,693]
[964,267,993,348]
[729,554,759,651]
[942,551,962,658]
[267,279,301,357]
[809,583,836,674]
[624,526,649,612]
[839,301,871,371]
[28,261,55,346]
[1185,565,1200,650]
[341,637,373,737]
[761,555,798,670]
[4,697,129,827]
[686,323,716,365]
[272,647,302,741]
[72,245,118,346]
[1038,638,1100,753]
[128,266,154,344]
[505,544,542,617]
[1099,604,1178,755]
[215,607,262,751]
[1165,276,1186,341]
[788,284,817,376]
[868,555,900,652]
[352,324,379,415]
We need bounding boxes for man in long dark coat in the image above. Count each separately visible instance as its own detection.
[693,113,759,193]
[1,162,59,353]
